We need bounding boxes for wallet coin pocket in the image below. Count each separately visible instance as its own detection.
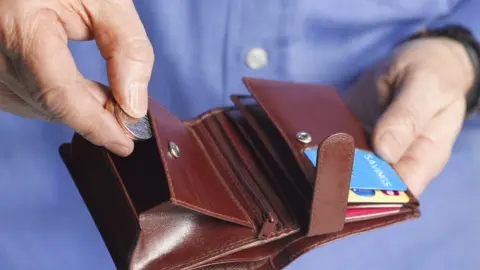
[106,97,256,229]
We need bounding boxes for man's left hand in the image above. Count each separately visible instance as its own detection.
[344,37,475,197]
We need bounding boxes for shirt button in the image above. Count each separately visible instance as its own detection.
[245,48,268,70]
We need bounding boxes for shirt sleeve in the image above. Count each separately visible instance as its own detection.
[428,0,480,40]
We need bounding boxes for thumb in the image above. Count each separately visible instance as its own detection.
[372,71,453,163]
[11,9,134,156]
[89,1,154,118]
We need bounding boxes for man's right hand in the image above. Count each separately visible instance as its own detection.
[0,0,154,157]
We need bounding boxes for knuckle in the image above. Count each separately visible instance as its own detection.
[404,67,448,98]
[0,6,59,57]
[410,68,440,87]
[120,37,155,65]
[19,8,58,55]
[32,86,70,119]
[386,107,421,138]
[0,8,20,52]
[401,107,421,134]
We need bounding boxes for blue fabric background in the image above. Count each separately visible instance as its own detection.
[1,1,479,269]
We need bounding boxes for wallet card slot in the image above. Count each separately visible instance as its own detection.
[214,112,295,230]
[190,120,261,227]
[199,111,288,238]
[230,96,311,202]
[224,109,310,224]
[200,120,266,226]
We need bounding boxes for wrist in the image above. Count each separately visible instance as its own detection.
[441,37,476,92]
[402,24,480,117]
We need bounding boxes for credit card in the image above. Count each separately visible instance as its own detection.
[303,148,407,191]
[348,204,403,209]
[345,207,401,222]
[348,188,410,203]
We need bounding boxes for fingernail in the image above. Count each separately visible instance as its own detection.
[374,132,398,163]
[126,81,148,118]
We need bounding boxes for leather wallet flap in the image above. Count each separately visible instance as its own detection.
[239,77,368,182]
[146,97,253,228]
[308,133,354,236]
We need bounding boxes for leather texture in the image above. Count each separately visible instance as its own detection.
[58,78,420,270]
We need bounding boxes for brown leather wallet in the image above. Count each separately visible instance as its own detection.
[58,78,420,270]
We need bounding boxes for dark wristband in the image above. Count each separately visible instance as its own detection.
[404,24,480,117]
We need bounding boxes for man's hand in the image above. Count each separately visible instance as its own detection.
[345,37,475,197]
[0,0,154,156]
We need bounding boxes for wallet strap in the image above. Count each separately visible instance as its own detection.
[307,133,355,236]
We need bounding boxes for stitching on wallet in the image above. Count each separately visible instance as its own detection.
[308,142,325,234]
[166,227,297,270]
[332,134,354,223]
[186,108,226,125]
[277,215,414,268]
[190,119,255,227]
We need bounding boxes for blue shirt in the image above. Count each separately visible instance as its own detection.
[1,1,479,269]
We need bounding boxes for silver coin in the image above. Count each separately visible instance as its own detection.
[106,99,153,141]
[122,114,153,140]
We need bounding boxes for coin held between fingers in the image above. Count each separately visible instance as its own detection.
[105,98,152,141]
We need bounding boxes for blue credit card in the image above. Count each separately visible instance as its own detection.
[303,148,407,191]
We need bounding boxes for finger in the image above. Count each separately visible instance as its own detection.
[55,4,93,41]
[46,80,112,122]
[0,86,48,119]
[343,59,395,132]
[84,80,111,105]
[15,9,133,156]
[393,98,465,197]
[2,50,111,119]
[372,69,457,163]
[88,0,154,118]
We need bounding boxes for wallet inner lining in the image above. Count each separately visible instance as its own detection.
[193,112,292,230]
[223,109,310,227]
[235,99,312,198]
[190,121,264,227]
[109,138,171,214]
[213,111,295,229]
[231,97,312,194]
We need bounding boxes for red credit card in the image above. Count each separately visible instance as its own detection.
[345,207,401,222]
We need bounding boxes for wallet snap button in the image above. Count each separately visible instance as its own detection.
[168,142,180,158]
[296,131,312,144]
